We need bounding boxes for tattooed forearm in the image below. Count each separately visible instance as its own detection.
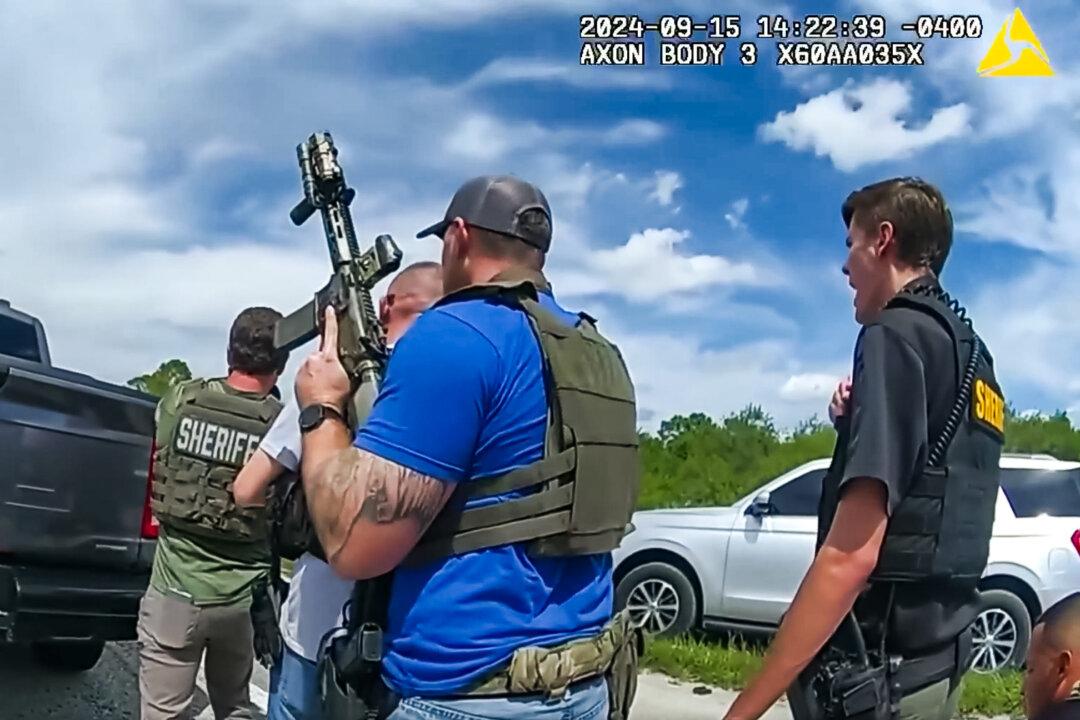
[304,446,451,563]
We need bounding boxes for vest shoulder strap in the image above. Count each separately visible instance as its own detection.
[880,291,972,342]
[177,377,282,423]
[433,269,546,308]
[434,270,601,335]
[878,287,978,385]
[175,377,209,403]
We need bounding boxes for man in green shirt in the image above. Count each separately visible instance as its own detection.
[138,306,288,720]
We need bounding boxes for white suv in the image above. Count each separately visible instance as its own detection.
[612,454,1080,673]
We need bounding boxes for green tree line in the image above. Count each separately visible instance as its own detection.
[639,405,1080,510]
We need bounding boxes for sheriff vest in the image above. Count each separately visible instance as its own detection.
[175,417,263,468]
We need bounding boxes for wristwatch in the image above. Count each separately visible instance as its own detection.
[299,403,347,434]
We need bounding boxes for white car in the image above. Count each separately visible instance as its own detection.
[612,453,1080,673]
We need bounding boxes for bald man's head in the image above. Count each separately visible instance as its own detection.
[1025,593,1080,718]
[380,261,443,344]
[1041,594,1080,651]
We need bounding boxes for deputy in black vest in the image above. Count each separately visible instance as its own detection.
[725,177,1004,720]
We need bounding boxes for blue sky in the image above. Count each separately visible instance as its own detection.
[2,0,1078,431]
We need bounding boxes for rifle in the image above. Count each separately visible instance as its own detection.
[253,133,402,671]
[274,131,402,429]
[270,134,404,716]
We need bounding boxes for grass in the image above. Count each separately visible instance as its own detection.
[641,635,1024,718]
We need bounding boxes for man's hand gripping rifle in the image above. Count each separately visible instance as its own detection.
[275,131,402,429]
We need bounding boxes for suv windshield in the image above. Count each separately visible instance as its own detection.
[0,314,41,363]
[1001,468,1080,517]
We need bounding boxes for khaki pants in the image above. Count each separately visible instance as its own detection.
[137,585,256,720]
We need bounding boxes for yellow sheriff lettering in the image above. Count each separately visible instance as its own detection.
[974,379,1005,433]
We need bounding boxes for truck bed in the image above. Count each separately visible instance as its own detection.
[0,355,156,571]
[0,302,158,649]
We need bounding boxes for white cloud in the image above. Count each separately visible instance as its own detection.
[648,171,683,207]
[464,58,671,91]
[956,137,1080,258]
[965,260,1080,417]
[777,63,836,96]
[442,114,665,162]
[853,0,1080,140]
[724,198,750,230]
[603,119,666,145]
[190,137,263,167]
[559,228,761,303]
[758,79,972,172]
[5,241,327,382]
[779,373,839,402]
[950,262,1080,423]
[603,329,840,432]
[443,114,542,161]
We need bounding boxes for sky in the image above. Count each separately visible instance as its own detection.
[1,0,1077,432]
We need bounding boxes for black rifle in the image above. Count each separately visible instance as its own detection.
[275,131,402,429]
[253,133,402,683]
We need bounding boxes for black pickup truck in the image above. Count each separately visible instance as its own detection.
[0,299,157,671]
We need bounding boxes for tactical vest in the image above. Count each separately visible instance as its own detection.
[403,270,640,565]
[151,378,282,544]
[817,284,1004,585]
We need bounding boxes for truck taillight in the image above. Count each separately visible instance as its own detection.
[1071,529,1080,557]
[141,440,159,539]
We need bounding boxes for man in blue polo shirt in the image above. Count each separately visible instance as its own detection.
[293,175,639,719]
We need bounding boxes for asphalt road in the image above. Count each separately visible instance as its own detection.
[0,642,791,720]
[0,641,270,720]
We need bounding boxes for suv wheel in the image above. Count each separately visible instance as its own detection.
[971,589,1031,673]
[31,639,105,673]
[616,561,697,636]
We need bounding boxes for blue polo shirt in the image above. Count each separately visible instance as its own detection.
[354,289,613,697]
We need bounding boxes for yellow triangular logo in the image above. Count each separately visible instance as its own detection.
[978,8,1054,76]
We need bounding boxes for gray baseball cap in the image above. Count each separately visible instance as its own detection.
[416,175,552,252]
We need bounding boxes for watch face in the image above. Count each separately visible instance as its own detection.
[299,404,324,430]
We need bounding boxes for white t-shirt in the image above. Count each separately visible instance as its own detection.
[260,395,353,662]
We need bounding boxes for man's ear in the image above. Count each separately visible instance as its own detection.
[448,217,471,259]
[1057,649,1073,681]
[379,295,391,326]
[874,220,895,258]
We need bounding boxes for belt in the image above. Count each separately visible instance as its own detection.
[891,629,970,695]
[455,671,602,699]
[451,610,637,699]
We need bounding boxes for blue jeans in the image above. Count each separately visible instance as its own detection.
[388,676,609,720]
[267,646,321,720]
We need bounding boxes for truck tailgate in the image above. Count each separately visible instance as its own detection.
[0,360,155,570]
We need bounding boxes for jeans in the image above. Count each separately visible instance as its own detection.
[267,646,321,720]
[388,676,609,720]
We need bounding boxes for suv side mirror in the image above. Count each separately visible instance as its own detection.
[747,491,773,518]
